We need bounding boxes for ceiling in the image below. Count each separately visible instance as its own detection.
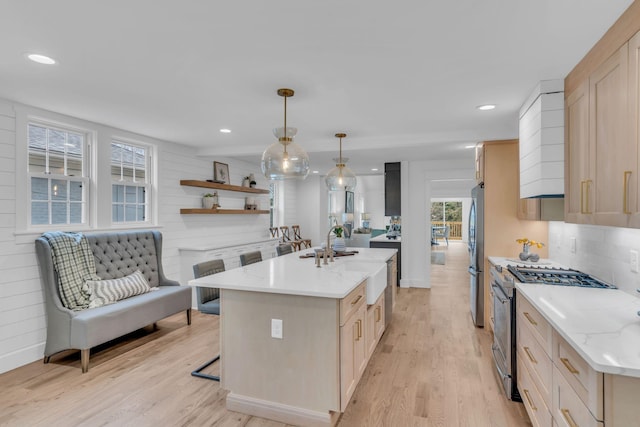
[0,1,634,176]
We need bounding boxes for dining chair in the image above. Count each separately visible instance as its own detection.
[191,259,226,381]
[269,227,281,242]
[276,244,293,256]
[240,251,263,266]
[291,225,312,249]
[279,226,302,251]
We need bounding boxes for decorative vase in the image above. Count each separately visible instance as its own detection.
[519,244,530,261]
[203,197,215,209]
[333,237,346,252]
[242,178,250,187]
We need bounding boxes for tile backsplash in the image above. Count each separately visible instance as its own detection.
[549,221,640,296]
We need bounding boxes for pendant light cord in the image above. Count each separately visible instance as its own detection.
[283,95,288,155]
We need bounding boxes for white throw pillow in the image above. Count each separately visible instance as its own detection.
[87,270,151,308]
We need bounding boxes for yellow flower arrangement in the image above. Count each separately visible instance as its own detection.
[516,238,545,249]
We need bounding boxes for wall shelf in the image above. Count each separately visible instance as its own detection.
[180,180,269,194]
[180,208,270,215]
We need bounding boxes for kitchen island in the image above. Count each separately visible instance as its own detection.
[189,247,397,426]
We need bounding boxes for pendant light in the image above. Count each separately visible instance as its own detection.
[325,133,357,191]
[261,88,310,180]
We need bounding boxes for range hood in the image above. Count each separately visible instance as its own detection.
[519,79,564,198]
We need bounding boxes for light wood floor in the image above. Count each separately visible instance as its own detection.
[0,242,531,427]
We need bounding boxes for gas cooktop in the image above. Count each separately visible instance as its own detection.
[507,265,616,289]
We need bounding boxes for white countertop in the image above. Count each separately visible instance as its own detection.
[516,283,640,378]
[189,247,397,299]
[369,234,401,243]
[490,256,640,377]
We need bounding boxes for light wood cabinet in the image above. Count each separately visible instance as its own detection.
[340,294,366,411]
[365,293,385,358]
[475,144,485,183]
[516,295,640,427]
[564,16,640,228]
[589,44,632,227]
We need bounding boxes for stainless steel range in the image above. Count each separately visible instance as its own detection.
[507,265,617,289]
[490,263,616,402]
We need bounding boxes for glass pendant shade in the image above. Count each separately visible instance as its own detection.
[261,89,310,180]
[325,164,357,191]
[261,127,310,180]
[325,132,357,191]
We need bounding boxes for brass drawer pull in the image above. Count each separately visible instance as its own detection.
[560,357,580,375]
[375,306,381,322]
[351,295,363,306]
[523,389,537,411]
[523,312,537,326]
[357,319,362,339]
[585,179,592,214]
[524,346,537,364]
[624,171,632,214]
[580,180,586,214]
[561,408,579,427]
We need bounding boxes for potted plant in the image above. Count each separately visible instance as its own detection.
[203,192,219,209]
[333,226,346,252]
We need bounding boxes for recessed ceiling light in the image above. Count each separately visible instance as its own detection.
[371,168,379,171]
[477,104,496,111]
[27,53,56,65]
[219,128,231,133]
[312,170,319,174]
[465,145,476,149]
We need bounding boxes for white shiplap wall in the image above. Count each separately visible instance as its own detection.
[0,98,270,374]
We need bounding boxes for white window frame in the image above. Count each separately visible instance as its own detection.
[17,113,94,232]
[15,105,159,235]
[110,139,153,225]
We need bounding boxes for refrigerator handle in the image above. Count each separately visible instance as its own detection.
[468,266,477,276]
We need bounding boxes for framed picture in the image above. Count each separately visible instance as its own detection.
[345,191,354,213]
[214,162,230,184]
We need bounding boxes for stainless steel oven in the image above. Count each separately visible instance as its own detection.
[490,264,521,401]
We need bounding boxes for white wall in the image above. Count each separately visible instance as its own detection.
[0,98,269,374]
[358,175,385,230]
[548,222,640,296]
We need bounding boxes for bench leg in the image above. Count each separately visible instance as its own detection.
[186,308,192,325]
[81,349,90,373]
[43,356,50,364]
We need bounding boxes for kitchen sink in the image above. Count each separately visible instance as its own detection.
[330,260,387,304]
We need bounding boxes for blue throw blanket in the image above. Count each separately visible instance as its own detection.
[42,231,101,311]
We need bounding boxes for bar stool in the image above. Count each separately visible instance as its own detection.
[269,227,281,242]
[292,225,312,249]
[191,259,225,381]
[279,226,302,251]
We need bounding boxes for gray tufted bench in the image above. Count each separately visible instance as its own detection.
[35,230,191,373]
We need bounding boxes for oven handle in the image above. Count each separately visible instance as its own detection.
[491,283,509,304]
[491,343,510,381]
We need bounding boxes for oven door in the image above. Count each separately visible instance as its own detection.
[491,279,513,397]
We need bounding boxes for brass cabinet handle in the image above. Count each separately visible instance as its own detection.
[560,357,580,375]
[523,346,537,364]
[351,295,363,306]
[523,389,537,411]
[585,179,592,214]
[580,180,586,214]
[375,306,381,322]
[358,319,362,339]
[624,171,632,214]
[523,312,537,326]
[561,408,579,427]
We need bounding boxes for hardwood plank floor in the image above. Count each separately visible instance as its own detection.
[0,242,531,426]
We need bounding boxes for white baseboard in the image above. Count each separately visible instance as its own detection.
[227,393,340,427]
[0,342,44,374]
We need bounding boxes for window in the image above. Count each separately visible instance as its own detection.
[28,123,88,226]
[111,141,150,223]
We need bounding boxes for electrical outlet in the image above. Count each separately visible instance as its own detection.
[631,250,639,273]
[570,237,576,254]
[271,319,283,339]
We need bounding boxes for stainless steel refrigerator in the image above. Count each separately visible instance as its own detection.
[468,183,484,327]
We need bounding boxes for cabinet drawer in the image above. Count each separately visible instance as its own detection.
[340,281,366,326]
[553,366,603,427]
[518,315,552,408]
[518,354,552,427]
[518,295,553,357]
[553,331,603,420]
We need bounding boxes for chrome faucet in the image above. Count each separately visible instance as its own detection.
[324,225,342,265]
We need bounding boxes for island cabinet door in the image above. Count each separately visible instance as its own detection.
[340,303,366,411]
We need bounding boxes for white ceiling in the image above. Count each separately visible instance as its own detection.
[0,1,633,175]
